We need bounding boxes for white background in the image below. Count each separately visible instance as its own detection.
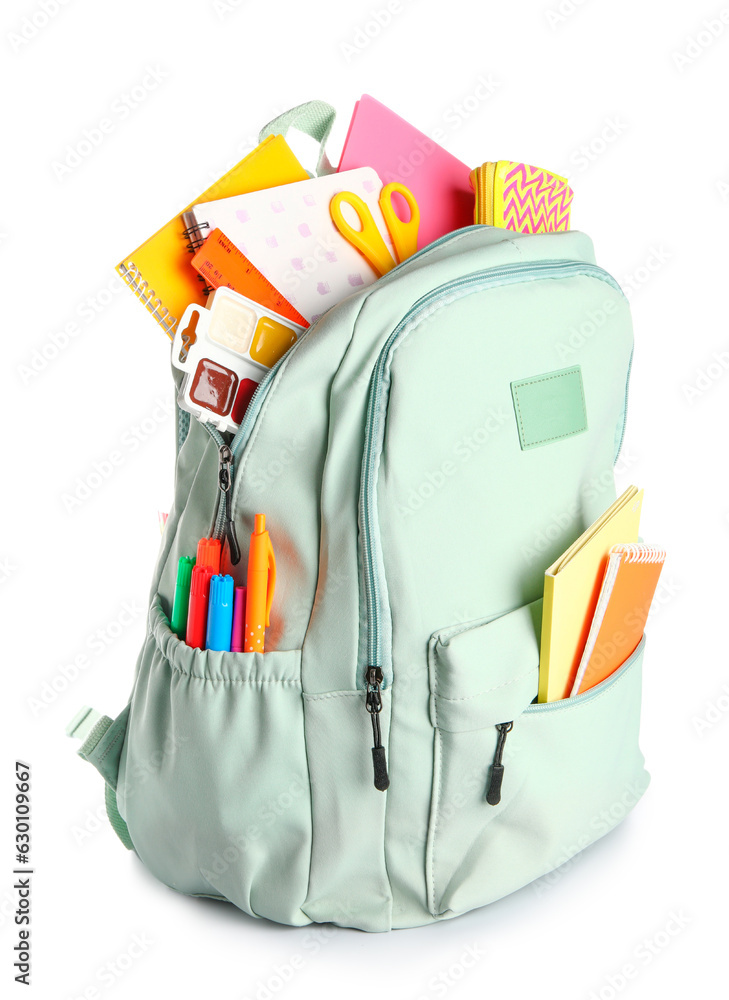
[2,0,726,996]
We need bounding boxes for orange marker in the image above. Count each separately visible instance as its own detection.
[244,514,276,653]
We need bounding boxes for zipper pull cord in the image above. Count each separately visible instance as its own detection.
[486,721,513,806]
[218,445,241,565]
[365,667,390,791]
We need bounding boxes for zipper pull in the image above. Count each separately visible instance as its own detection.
[365,667,390,791]
[485,721,513,806]
[218,445,241,565]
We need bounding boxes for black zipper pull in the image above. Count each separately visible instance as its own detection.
[486,721,513,805]
[365,667,390,791]
[218,445,241,565]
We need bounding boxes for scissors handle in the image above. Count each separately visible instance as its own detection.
[380,182,420,263]
[330,191,395,277]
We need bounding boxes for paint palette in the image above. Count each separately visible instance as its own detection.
[172,287,305,433]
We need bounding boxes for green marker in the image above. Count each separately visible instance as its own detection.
[170,556,195,638]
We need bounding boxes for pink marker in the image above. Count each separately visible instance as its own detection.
[231,586,247,653]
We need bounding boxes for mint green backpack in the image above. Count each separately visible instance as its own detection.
[69,108,648,933]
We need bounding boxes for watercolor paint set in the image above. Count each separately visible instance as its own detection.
[171,286,305,433]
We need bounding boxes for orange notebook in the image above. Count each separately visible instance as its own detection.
[571,543,665,695]
[115,134,308,339]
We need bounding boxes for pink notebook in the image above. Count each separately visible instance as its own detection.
[337,95,474,250]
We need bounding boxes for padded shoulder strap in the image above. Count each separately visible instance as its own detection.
[68,705,134,852]
[258,100,337,176]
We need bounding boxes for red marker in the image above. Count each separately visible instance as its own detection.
[186,564,213,649]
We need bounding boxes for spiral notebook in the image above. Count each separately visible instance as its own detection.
[115,135,308,338]
[571,544,665,695]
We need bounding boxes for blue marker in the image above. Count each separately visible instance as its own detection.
[206,574,235,652]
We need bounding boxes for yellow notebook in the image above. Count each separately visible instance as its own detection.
[115,134,308,339]
[538,486,644,703]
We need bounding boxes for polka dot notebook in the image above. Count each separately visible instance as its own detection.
[186,167,394,325]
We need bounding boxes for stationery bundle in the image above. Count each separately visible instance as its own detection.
[70,97,661,934]
[539,485,664,703]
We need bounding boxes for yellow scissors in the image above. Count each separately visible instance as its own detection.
[330,182,420,277]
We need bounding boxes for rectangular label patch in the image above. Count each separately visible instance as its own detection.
[510,365,587,450]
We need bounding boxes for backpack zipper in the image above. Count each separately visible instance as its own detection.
[208,230,490,557]
[485,721,513,805]
[360,259,626,789]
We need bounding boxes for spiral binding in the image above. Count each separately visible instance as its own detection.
[118,262,177,335]
[182,220,210,254]
[182,219,213,296]
[611,543,666,565]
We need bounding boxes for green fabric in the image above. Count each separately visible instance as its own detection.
[78,715,113,761]
[258,100,336,175]
[69,705,134,851]
[105,783,134,851]
[85,225,646,931]
[511,365,588,450]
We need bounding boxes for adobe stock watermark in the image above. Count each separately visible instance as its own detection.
[17,276,127,385]
[544,0,590,29]
[717,167,729,201]
[0,557,17,586]
[414,943,486,999]
[521,451,639,565]
[7,0,72,53]
[397,406,510,518]
[70,802,108,848]
[61,396,175,513]
[533,772,651,898]
[681,347,729,404]
[559,117,629,175]
[212,0,246,18]
[586,909,691,1000]
[286,563,351,635]
[672,9,729,72]
[199,776,308,889]
[241,926,339,1000]
[691,682,729,737]
[52,66,168,181]
[555,298,619,363]
[118,733,190,804]
[340,1,407,63]
[26,600,144,716]
[66,932,154,1000]
[619,245,672,300]
[247,436,307,493]
[432,75,501,141]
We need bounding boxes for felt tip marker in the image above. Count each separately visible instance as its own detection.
[244,514,276,653]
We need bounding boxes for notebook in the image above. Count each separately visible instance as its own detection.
[470,161,574,233]
[183,167,393,323]
[337,95,474,250]
[115,134,309,338]
[538,486,644,703]
[571,544,665,696]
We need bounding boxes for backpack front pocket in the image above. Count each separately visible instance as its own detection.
[426,599,649,918]
[118,596,312,926]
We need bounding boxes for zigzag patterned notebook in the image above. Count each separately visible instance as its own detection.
[470,161,574,233]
